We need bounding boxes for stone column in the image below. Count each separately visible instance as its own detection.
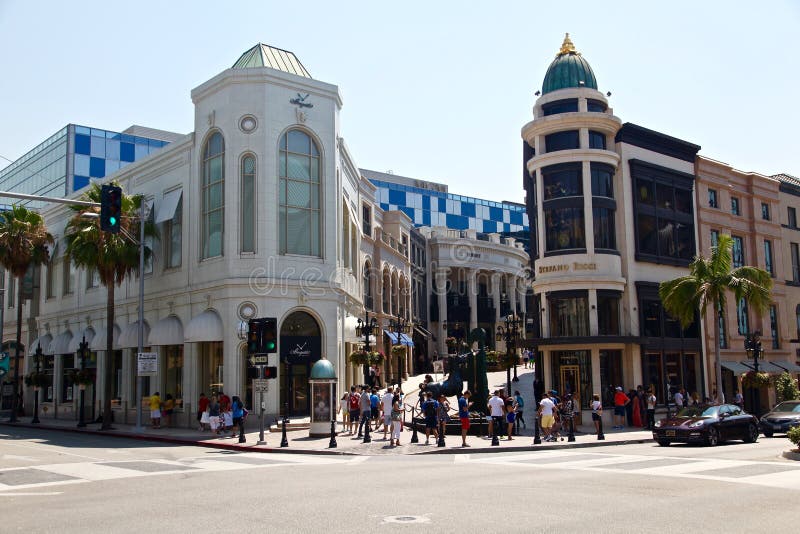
[183,343,199,429]
[518,278,527,314]
[468,269,478,331]
[436,268,448,355]
[508,274,517,317]
[583,161,595,254]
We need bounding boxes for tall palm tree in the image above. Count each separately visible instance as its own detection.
[64,183,158,430]
[659,233,772,404]
[0,205,53,422]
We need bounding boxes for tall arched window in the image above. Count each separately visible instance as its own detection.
[279,129,320,256]
[241,154,256,253]
[202,132,225,258]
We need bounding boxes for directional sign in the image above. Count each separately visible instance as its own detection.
[253,355,268,364]
[137,352,158,375]
[253,379,269,393]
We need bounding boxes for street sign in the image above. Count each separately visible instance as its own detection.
[137,352,158,375]
[253,379,269,392]
[253,355,268,364]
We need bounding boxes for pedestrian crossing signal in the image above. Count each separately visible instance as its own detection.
[0,352,9,379]
[263,366,278,379]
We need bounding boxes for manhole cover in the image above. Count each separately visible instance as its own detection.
[383,516,430,524]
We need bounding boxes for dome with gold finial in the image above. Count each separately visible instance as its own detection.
[541,33,598,95]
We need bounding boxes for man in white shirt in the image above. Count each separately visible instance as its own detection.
[381,387,395,440]
[673,389,684,411]
[538,391,556,442]
[487,390,505,439]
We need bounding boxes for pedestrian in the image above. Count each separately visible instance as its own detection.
[672,388,684,411]
[487,390,505,440]
[560,393,575,439]
[339,392,350,431]
[162,394,174,428]
[218,390,231,413]
[198,392,210,431]
[370,387,380,431]
[513,390,526,432]
[646,389,656,430]
[437,394,450,439]
[368,365,376,387]
[357,385,371,437]
[458,390,473,447]
[149,391,162,429]
[421,391,439,444]
[347,385,360,435]
[222,404,234,435]
[613,387,628,429]
[381,386,394,439]
[591,394,603,435]
[390,393,403,446]
[231,395,246,441]
[523,350,530,369]
[374,365,382,388]
[208,395,221,435]
[505,394,517,440]
[733,389,743,410]
[538,391,556,442]
[679,388,689,408]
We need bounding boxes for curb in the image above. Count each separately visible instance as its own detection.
[781,449,800,461]
[416,437,652,455]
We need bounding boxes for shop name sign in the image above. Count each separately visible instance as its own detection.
[538,262,598,274]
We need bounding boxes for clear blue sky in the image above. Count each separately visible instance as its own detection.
[1,1,798,204]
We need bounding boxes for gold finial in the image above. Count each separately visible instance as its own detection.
[558,33,577,55]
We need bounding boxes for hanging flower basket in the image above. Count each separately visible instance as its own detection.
[742,370,770,388]
[349,350,369,365]
[368,351,385,365]
[445,337,457,351]
[391,345,407,356]
[24,372,48,389]
[67,369,94,386]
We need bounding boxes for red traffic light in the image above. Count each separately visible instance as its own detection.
[263,366,278,379]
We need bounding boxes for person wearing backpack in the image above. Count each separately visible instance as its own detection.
[347,386,360,436]
[421,391,439,444]
[514,390,526,432]
[231,395,246,442]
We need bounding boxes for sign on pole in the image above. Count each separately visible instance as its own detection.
[253,379,269,393]
[253,355,268,364]
[137,352,158,375]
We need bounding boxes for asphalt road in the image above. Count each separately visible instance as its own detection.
[1,427,798,533]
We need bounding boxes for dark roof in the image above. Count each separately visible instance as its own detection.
[615,123,700,163]
[541,34,598,95]
[232,44,311,78]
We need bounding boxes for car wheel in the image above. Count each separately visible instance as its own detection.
[744,423,758,443]
[763,430,773,438]
[706,426,719,446]
[657,440,670,447]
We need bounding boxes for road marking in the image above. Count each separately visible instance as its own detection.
[0,491,63,496]
[2,454,39,462]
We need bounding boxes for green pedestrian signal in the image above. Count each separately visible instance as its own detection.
[100,184,122,233]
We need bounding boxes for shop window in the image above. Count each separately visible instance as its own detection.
[542,163,582,199]
[544,206,585,251]
[548,291,589,337]
[61,355,74,403]
[164,345,184,409]
[788,207,797,228]
[732,235,744,267]
[544,130,579,153]
[642,353,664,403]
[111,350,122,405]
[593,206,616,250]
[597,292,620,335]
[588,130,606,150]
[708,189,718,208]
[599,350,624,406]
[201,131,225,259]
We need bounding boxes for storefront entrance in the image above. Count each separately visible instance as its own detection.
[279,311,321,417]
[551,350,591,426]
[559,364,582,426]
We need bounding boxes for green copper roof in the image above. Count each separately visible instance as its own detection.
[310,358,336,380]
[232,43,312,78]
[541,34,597,94]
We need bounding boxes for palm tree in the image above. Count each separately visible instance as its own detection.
[0,205,53,422]
[659,233,772,404]
[64,183,158,430]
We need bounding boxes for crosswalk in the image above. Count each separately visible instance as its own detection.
[458,450,800,490]
[0,452,363,494]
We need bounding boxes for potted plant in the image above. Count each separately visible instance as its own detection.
[68,369,94,390]
[24,371,48,389]
[391,345,406,356]
[741,370,770,389]
[349,350,369,365]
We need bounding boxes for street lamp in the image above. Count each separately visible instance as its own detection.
[388,314,410,385]
[744,330,763,417]
[77,336,88,428]
[31,343,43,424]
[355,313,378,384]
[496,315,522,395]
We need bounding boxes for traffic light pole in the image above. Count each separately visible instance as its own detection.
[134,200,145,432]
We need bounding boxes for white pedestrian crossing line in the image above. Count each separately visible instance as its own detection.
[0,453,359,493]
[464,451,800,490]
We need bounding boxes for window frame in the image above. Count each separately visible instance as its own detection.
[278,128,322,257]
[764,239,774,276]
[761,202,770,221]
[163,192,183,270]
[731,196,740,216]
[769,305,779,349]
[789,207,797,228]
[201,130,225,260]
[731,235,744,268]
[708,188,718,208]
[240,153,256,254]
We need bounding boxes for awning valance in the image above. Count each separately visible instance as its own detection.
[752,361,791,374]
[67,328,95,354]
[721,361,751,376]
[184,310,223,342]
[31,334,52,355]
[399,333,414,347]
[48,330,73,355]
[772,361,800,373]
[90,324,121,351]
[155,189,182,223]
[118,321,150,349]
[148,316,184,346]
[384,330,398,344]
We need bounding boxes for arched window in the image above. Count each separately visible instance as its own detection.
[363,262,373,310]
[342,201,351,269]
[202,132,225,258]
[279,129,320,256]
[241,154,256,253]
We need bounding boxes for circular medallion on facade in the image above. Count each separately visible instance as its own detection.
[237,301,258,320]
[239,115,257,133]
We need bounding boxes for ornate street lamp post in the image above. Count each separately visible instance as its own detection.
[77,336,89,428]
[355,313,378,385]
[745,330,763,417]
[389,314,410,385]
[496,315,522,395]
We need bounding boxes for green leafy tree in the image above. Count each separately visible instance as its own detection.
[659,234,772,404]
[64,183,158,430]
[0,205,53,422]
[775,372,800,403]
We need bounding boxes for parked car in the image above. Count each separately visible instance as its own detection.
[758,400,800,437]
[652,404,759,447]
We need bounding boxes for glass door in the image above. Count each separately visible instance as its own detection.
[560,364,582,425]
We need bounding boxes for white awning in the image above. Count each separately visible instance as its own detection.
[772,361,800,373]
[31,333,52,355]
[48,330,73,355]
[67,327,95,354]
[155,189,182,223]
[184,310,223,342]
[721,361,751,376]
[90,324,121,351]
[118,321,151,349]
[148,316,184,346]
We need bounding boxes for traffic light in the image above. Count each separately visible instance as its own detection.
[263,366,278,379]
[100,184,122,233]
[0,352,9,379]
[247,319,262,354]
[263,318,277,353]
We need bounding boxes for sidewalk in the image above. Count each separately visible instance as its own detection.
[0,368,655,455]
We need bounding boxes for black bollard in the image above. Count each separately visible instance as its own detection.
[238,417,246,444]
[329,419,337,448]
[533,413,541,445]
[491,429,500,446]
[410,418,419,443]
[597,415,605,440]
[363,415,371,443]
[280,417,289,447]
[567,417,575,442]
[437,426,446,447]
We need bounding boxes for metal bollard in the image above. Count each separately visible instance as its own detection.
[597,415,605,440]
[329,419,337,448]
[533,414,541,445]
[437,425,446,447]
[409,409,419,443]
[567,418,575,442]
[363,414,372,443]
[280,416,289,447]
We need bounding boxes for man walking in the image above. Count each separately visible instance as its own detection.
[458,391,473,447]
[347,386,360,436]
[487,390,505,440]
[646,389,657,430]
[421,391,439,444]
[357,385,372,437]
[381,386,394,440]
[538,391,556,442]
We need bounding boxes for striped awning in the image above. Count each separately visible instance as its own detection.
[384,330,398,344]
[399,333,414,347]
[721,361,751,376]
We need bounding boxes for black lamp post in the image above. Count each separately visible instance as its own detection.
[389,314,410,385]
[496,315,522,395]
[77,336,88,427]
[31,343,43,424]
[356,313,379,385]
[745,330,762,417]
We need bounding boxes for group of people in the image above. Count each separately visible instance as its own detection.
[148,392,175,429]
[535,389,576,442]
[486,389,526,442]
[195,391,247,437]
[339,384,405,446]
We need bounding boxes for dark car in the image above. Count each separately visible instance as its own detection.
[652,404,759,447]
[758,400,800,437]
